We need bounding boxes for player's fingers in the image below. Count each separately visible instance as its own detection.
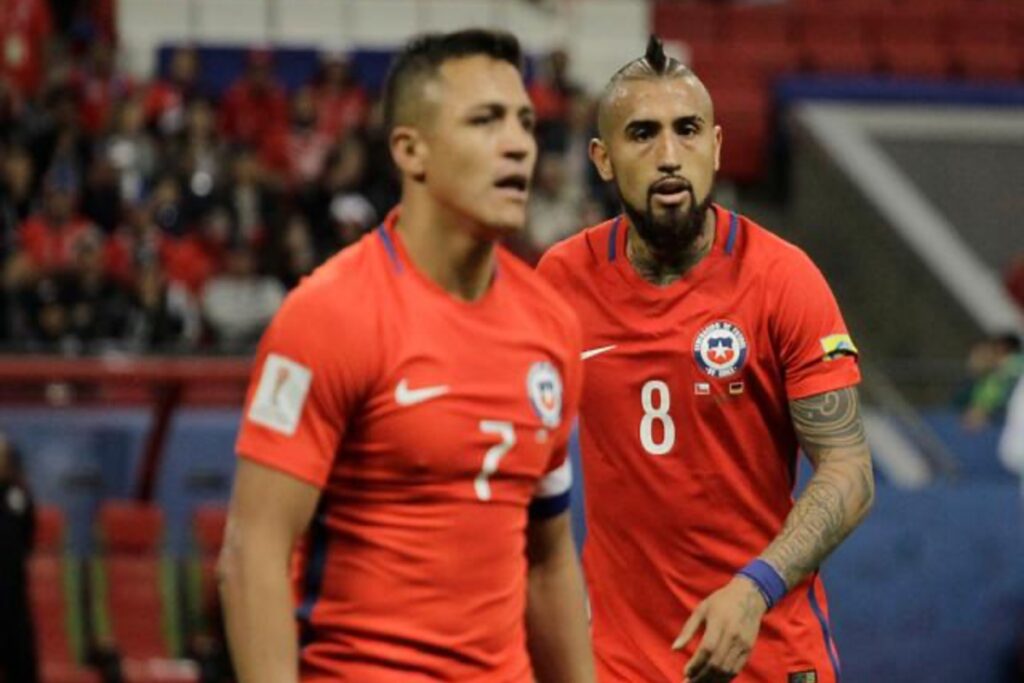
[684,617,724,681]
[672,603,707,651]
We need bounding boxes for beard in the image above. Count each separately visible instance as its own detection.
[617,178,714,257]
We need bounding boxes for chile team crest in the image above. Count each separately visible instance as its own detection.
[527,361,563,428]
[693,321,749,379]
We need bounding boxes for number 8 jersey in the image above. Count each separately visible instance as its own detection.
[236,210,583,682]
[537,206,860,683]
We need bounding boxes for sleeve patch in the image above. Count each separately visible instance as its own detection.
[820,334,858,361]
[247,353,313,436]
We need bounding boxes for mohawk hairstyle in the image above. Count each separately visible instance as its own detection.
[597,35,697,137]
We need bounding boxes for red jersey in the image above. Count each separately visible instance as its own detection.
[537,206,860,683]
[236,211,582,682]
[0,0,52,97]
[18,215,95,272]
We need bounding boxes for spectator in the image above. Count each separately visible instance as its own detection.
[148,174,188,238]
[79,154,121,234]
[528,48,580,153]
[73,40,134,136]
[301,138,370,254]
[163,206,228,294]
[0,0,53,99]
[271,213,317,289]
[961,332,1024,430]
[123,261,199,351]
[312,52,368,139]
[167,99,223,223]
[201,244,283,350]
[1006,255,1024,311]
[143,46,202,136]
[328,192,376,252]
[11,172,95,281]
[218,49,287,147]
[59,229,127,347]
[260,85,332,190]
[0,432,37,683]
[1,146,36,253]
[1000,372,1024,495]
[219,147,278,247]
[526,152,584,253]
[101,95,157,205]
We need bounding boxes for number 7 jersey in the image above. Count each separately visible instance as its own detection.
[236,210,583,682]
[537,206,861,683]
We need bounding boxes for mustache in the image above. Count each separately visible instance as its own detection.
[648,176,693,198]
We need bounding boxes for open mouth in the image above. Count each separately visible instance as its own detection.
[650,177,692,206]
[495,174,529,196]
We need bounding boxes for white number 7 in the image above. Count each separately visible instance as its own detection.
[475,420,516,501]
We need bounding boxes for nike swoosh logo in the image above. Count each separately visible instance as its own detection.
[581,344,617,360]
[395,379,450,406]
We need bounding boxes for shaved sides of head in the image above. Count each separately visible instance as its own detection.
[596,35,703,138]
[383,29,523,133]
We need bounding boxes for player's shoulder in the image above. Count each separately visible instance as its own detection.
[537,217,618,282]
[273,230,385,332]
[728,207,821,277]
[497,248,582,347]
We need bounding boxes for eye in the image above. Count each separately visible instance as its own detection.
[520,114,536,133]
[470,113,497,126]
[677,122,700,137]
[630,126,655,141]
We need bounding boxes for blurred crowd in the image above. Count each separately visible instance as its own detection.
[1,0,610,354]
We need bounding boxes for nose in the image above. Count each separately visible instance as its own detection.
[501,119,535,164]
[656,134,682,175]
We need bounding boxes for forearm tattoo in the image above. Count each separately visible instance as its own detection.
[762,387,874,587]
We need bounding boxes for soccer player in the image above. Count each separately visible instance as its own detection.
[537,37,875,683]
[219,30,595,683]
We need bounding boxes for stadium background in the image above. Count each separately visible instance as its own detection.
[1,0,1023,681]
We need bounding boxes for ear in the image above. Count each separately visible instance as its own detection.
[712,124,722,173]
[390,125,427,182]
[589,137,615,183]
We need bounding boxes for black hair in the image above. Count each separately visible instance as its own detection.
[382,28,523,131]
[994,332,1023,354]
[596,35,697,137]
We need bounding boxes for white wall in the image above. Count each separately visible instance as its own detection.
[118,0,648,91]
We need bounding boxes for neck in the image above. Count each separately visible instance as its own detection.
[626,208,717,286]
[396,190,498,302]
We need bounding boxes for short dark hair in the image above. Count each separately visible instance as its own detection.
[597,35,698,137]
[382,28,524,132]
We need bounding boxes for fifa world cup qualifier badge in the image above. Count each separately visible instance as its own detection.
[526,361,563,428]
[693,321,748,379]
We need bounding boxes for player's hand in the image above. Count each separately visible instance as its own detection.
[671,576,767,683]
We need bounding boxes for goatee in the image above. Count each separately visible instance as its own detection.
[618,181,714,257]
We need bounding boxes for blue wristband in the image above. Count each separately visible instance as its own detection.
[737,559,787,610]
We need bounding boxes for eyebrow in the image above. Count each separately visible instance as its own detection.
[466,102,536,117]
[624,114,705,133]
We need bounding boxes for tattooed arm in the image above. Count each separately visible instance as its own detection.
[674,386,873,683]
[760,386,875,587]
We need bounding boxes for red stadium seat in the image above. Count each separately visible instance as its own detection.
[944,5,1017,47]
[29,507,101,683]
[186,506,227,640]
[795,7,870,47]
[652,1,722,46]
[720,4,793,44]
[878,42,952,79]
[714,90,772,184]
[953,43,1022,82]
[802,39,878,77]
[91,501,195,682]
[869,7,943,48]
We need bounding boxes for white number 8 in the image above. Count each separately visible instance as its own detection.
[640,380,675,456]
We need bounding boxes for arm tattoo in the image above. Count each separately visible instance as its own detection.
[762,387,874,587]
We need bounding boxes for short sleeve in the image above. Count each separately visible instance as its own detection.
[770,249,861,401]
[529,313,583,519]
[235,286,371,488]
